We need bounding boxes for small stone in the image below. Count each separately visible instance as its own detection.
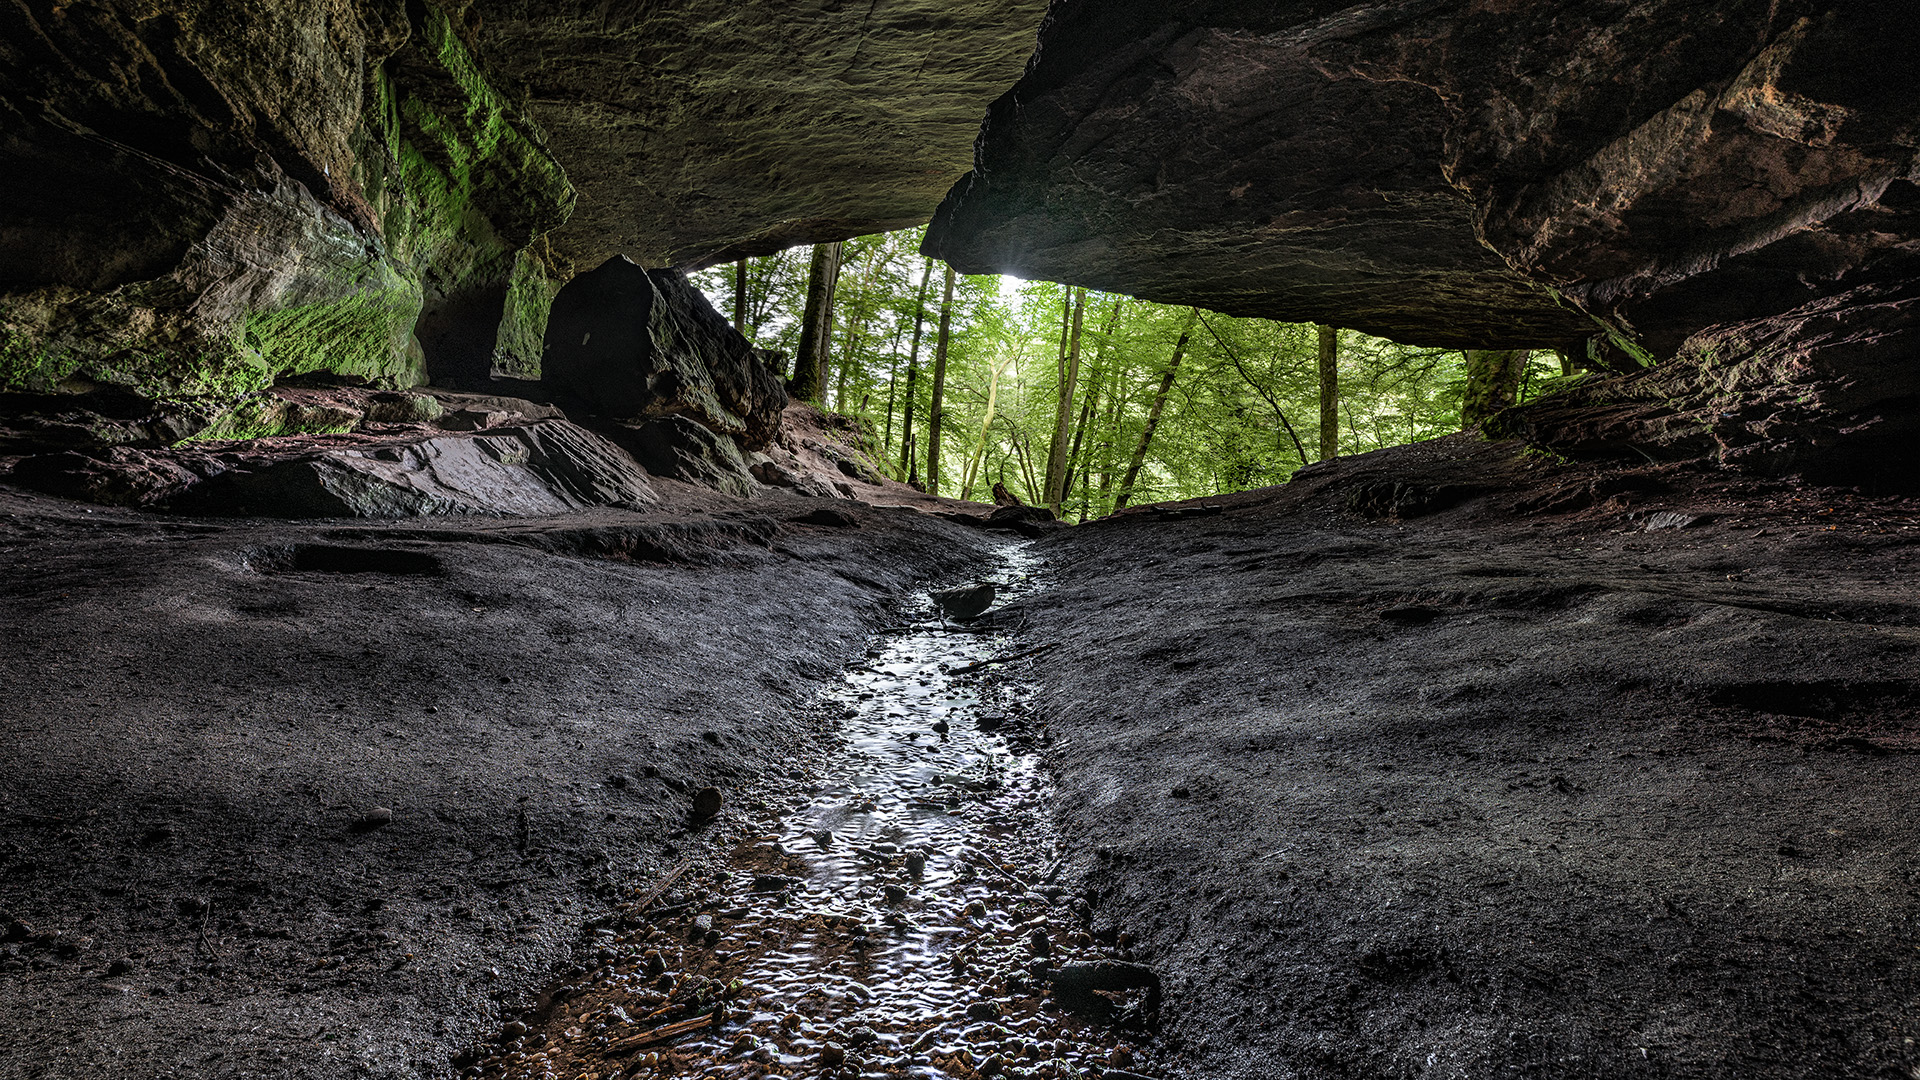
[883,885,909,903]
[105,957,133,976]
[932,720,949,735]
[348,807,393,833]
[905,851,927,878]
[1027,929,1051,956]
[814,829,834,849]
[607,774,629,789]
[979,1052,1006,1075]
[643,950,666,975]
[964,900,988,918]
[966,1000,1002,1022]
[819,1045,846,1066]
[691,787,723,820]
[1169,786,1191,799]
[692,914,714,937]
[501,1021,528,1039]
[847,1025,879,1048]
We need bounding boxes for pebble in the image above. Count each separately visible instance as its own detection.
[905,851,927,878]
[883,884,909,903]
[979,1052,1007,1075]
[349,807,393,832]
[932,720,950,734]
[966,1000,1002,1021]
[819,1045,846,1066]
[691,787,723,819]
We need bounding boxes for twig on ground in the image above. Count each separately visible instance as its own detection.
[634,861,691,913]
[608,1009,721,1052]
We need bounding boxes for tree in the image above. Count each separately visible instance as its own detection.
[1114,308,1198,511]
[791,241,843,402]
[1317,324,1339,461]
[1461,349,1530,427]
[1042,287,1087,514]
[897,259,935,484]
[925,264,957,496]
[732,258,747,329]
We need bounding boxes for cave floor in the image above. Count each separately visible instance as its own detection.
[4,435,1920,1080]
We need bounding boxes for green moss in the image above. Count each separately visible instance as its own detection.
[240,277,424,388]
[0,324,83,392]
[493,249,558,378]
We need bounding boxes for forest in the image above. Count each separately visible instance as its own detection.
[693,227,1566,517]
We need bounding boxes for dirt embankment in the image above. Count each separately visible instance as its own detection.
[0,481,995,1079]
[1011,435,1920,1080]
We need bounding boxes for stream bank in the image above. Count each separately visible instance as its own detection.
[0,483,996,1079]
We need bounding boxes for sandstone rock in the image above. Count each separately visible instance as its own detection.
[9,448,202,508]
[170,421,657,518]
[543,258,787,449]
[472,0,1049,269]
[611,415,760,499]
[0,2,572,402]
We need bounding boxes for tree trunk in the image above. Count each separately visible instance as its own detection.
[1042,287,1087,513]
[791,242,842,402]
[1062,298,1122,510]
[1461,349,1531,428]
[898,258,935,485]
[1317,324,1339,462]
[959,351,1006,502]
[732,258,748,331]
[1114,308,1198,511]
[925,264,957,496]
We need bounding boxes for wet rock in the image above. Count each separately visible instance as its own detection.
[691,787,723,820]
[348,807,393,833]
[965,1000,1002,1022]
[931,719,950,735]
[905,852,927,879]
[1027,929,1051,957]
[978,1051,1007,1075]
[9,448,202,508]
[846,1025,879,1048]
[933,583,997,620]
[883,885,909,903]
[500,1021,529,1040]
[819,1044,846,1066]
[542,258,787,449]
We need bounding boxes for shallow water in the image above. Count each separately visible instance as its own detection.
[469,541,1161,1080]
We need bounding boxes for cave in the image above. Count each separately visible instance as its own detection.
[3,2,1918,1078]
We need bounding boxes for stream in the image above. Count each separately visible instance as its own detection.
[468,540,1163,1080]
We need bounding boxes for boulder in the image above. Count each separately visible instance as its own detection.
[542,258,787,449]
[610,415,761,499]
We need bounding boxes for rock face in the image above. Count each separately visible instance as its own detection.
[612,415,760,500]
[923,1,1920,478]
[542,257,788,448]
[471,0,1049,271]
[0,1,573,401]
[11,419,657,517]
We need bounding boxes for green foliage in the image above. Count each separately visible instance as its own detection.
[697,226,1579,517]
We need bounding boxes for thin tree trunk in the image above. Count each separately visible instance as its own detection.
[1013,427,1042,506]
[960,354,1007,502]
[1461,349,1531,427]
[925,265,957,496]
[792,242,842,402]
[1062,298,1122,508]
[1114,308,1198,511]
[1200,313,1310,467]
[834,309,864,412]
[898,258,935,485]
[1042,287,1087,513]
[1317,324,1339,461]
[732,258,748,330]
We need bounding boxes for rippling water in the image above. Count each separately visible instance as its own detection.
[470,541,1161,1080]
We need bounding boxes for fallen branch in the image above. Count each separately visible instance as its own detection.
[634,861,691,913]
[608,1009,721,1052]
[949,642,1060,675]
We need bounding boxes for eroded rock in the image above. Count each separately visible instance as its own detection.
[543,258,787,449]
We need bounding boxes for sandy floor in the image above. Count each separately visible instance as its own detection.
[1015,435,1920,1079]
[5,431,1919,1079]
